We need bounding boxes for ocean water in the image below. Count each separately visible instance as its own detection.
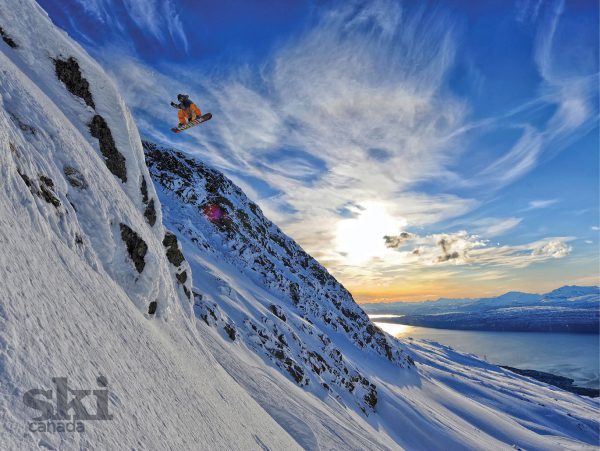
[371,315,600,389]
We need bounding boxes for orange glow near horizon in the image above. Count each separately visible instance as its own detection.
[350,273,600,304]
[345,279,485,303]
[322,244,600,304]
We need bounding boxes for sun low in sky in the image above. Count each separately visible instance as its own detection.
[39,0,599,302]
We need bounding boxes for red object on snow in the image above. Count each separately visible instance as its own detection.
[202,203,226,222]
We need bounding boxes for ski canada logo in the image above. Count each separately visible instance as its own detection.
[23,376,113,433]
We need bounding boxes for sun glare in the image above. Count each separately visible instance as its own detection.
[373,321,414,337]
[335,203,401,265]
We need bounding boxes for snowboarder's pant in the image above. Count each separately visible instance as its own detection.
[178,103,202,124]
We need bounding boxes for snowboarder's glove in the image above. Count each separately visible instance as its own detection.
[170,101,178,108]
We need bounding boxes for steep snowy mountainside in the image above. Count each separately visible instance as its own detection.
[143,141,411,415]
[0,2,300,449]
[0,0,191,315]
[145,141,600,450]
[3,1,597,448]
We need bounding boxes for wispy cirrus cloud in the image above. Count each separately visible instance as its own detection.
[528,199,559,209]
[515,0,544,23]
[90,0,595,293]
[73,0,188,51]
[471,217,522,237]
[453,0,597,192]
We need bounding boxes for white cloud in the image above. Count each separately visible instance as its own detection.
[516,0,544,23]
[532,0,597,143]
[74,0,111,23]
[475,125,543,187]
[531,239,572,258]
[452,0,597,192]
[528,199,558,209]
[74,0,188,51]
[472,217,522,237]
[92,0,591,288]
[383,230,572,268]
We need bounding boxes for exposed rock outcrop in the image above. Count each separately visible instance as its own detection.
[89,115,127,182]
[0,26,17,48]
[144,141,411,413]
[63,165,88,189]
[53,56,95,108]
[140,176,156,226]
[163,231,185,266]
[120,223,147,273]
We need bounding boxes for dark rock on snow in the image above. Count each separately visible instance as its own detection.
[89,115,127,183]
[63,166,88,190]
[119,223,147,273]
[53,57,95,109]
[0,26,17,48]
[144,198,157,227]
[140,177,156,226]
[163,231,185,267]
[39,175,60,208]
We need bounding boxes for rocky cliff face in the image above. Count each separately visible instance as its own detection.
[3,2,599,449]
[144,141,413,414]
[0,3,193,318]
[0,2,302,448]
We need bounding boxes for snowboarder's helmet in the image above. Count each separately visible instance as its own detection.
[177,94,185,101]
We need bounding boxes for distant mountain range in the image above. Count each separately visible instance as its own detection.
[362,286,600,333]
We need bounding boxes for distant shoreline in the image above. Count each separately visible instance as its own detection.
[374,315,600,334]
[501,366,599,398]
[370,317,599,395]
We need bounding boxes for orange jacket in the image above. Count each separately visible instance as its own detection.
[177,103,201,124]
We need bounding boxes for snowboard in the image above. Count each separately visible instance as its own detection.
[171,113,212,133]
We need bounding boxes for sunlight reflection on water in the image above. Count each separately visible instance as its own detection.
[374,321,414,337]
[370,316,599,388]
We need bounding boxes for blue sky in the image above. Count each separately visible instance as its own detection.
[37,0,599,301]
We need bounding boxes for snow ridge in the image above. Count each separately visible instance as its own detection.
[144,141,413,414]
[2,1,599,448]
[144,141,600,450]
[0,2,301,449]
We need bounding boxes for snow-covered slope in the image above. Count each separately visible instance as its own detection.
[0,2,299,449]
[144,141,410,411]
[145,141,600,450]
[2,1,599,448]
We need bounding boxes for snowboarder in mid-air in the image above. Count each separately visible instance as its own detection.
[170,94,212,133]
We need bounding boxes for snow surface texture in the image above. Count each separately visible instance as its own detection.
[1,1,599,449]
[0,2,299,449]
[145,142,600,450]
[144,141,411,413]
